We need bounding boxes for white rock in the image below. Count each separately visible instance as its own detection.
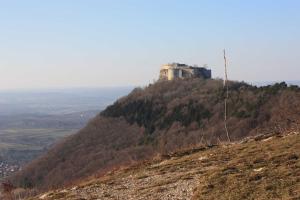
[198,156,207,161]
[71,186,78,191]
[39,193,49,199]
[253,167,264,172]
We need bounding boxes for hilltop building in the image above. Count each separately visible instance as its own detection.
[159,63,212,81]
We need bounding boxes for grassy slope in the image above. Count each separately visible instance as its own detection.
[27,132,300,200]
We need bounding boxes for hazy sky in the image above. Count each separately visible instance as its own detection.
[0,0,299,89]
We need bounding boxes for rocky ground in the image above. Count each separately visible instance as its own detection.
[24,131,300,200]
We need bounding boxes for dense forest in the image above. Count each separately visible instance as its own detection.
[10,79,300,190]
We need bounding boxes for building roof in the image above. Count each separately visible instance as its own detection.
[161,63,207,70]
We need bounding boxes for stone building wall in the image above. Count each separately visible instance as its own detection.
[159,63,211,81]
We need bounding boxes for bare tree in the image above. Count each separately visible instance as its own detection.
[223,49,231,142]
[1,182,15,200]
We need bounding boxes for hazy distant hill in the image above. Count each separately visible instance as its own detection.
[252,80,300,87]
[11,79,300,190]
[0,87,132,115]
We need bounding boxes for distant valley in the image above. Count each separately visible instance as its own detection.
[0,87,132,179]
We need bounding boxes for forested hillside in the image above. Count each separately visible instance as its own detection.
[10,79,300,190]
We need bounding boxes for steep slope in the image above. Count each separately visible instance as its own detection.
[26,131,300,200]
[10,79,300,190]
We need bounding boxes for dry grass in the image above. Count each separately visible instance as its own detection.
[26,132,299,200]
[192,133,300,200]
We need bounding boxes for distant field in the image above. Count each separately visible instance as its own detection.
[0,128,75,140]
[0,128,76,149]
[0,111,97,165]
[0,87,132,167]
[0,127,78,180]
[0,128,76,165]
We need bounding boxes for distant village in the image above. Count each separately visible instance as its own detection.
[0,161,20,180]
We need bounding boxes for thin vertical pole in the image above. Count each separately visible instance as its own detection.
[223,49,231,142]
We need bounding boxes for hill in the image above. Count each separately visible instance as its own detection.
[24,131,300,200]
[9,79,300,191]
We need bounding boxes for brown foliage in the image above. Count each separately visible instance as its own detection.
[1,182,15,200]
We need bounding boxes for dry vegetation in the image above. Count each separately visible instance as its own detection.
[8,79,300,193]
[25,131,300,200]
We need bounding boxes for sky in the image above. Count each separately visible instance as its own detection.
[0,0,299,90]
